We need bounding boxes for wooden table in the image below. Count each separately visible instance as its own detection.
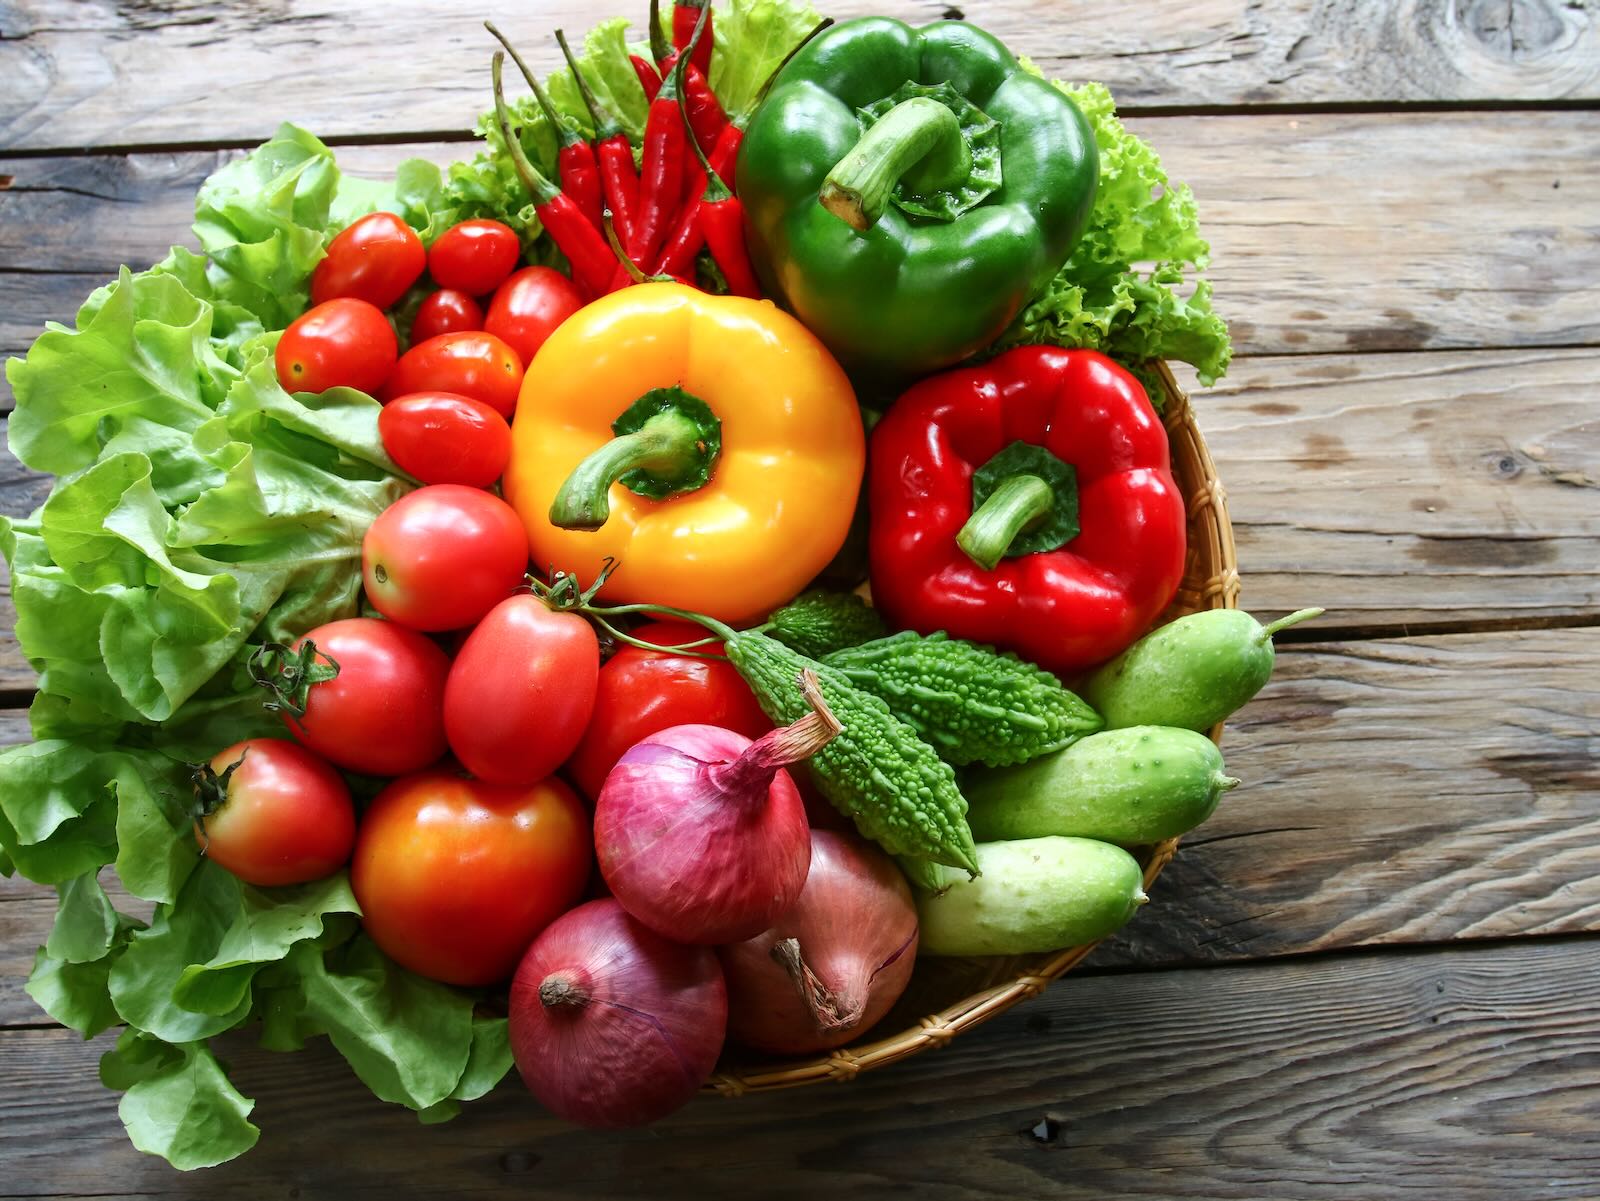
[2,1,1597,1195]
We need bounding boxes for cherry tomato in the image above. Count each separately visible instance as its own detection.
[311,212,426,309]
[444,595,600,786]
[428,219,521,296]
[381,331,524,417]
[378,392,511,488]
[275,298,397,396]
[276,617,450,776]
[352,771,591,986]
[193,738,356,887]
[484,267,585,367]
[565,621,771,802]
[409,289,484,344]
[362,485,528,631]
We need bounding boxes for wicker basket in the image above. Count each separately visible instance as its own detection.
[707,360,1238,1095]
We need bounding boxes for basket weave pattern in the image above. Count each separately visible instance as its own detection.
[707,362,1238,1095]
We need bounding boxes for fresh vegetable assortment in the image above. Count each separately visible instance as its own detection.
[0,0,1310,1171]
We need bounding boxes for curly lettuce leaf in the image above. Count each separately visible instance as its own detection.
[100,1032,259,1171]
[996,80,1232,394]
[709,0,823,121]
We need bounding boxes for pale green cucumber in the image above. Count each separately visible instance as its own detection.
[916,837,1147,957]
[1082,607,1323,732]
[964,726,1238,845]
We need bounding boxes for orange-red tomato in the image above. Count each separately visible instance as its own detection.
[311,212,426,309]
[428,219,521,296]
[351,771,592,986]
[194,739,356,887]
[484,267,585,366]
[378,392,511,488]
[409,289,484,344]
[275,298,397,395]
[381,331,524,417]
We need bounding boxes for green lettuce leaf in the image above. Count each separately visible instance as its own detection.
[709,0,823,121]
[995,80,1232,394]
[100,1032,260,1170]
[44,871,120,963]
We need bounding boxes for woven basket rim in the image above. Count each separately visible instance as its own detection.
[706,360,1239,1095]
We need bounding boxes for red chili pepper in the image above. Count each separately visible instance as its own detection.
[628,21,696,268]
[671,0,713,75]
[679,75,760,298]
[868,348,1188,674]
[491,54,614,299]
[630,55,662,103]
[558,28,640,248]
[487,23,604,234]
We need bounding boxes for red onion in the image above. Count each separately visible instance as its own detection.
[593,670,840,944]
[720,831,919,1055]
[509,898,727,1129]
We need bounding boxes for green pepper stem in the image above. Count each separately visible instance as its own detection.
[549,409,707,530]
[956,474,1055,572]
[820,97,970,231]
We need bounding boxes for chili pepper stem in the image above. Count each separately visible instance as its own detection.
[956,474,1056,571]
[549,409,707,530]
[820,97,971,231]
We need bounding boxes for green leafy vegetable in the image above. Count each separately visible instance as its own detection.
[709,0,824,120]
[101,1032,260,1170]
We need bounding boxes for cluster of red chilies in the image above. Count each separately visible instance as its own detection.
[488,0,762,302]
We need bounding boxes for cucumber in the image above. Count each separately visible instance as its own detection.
[916,837,1147,957]
[964,726,1238,845]
[1082,607,1323,732]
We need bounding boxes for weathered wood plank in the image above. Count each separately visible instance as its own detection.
[2,938,1598,1198]
[5,110,1597,379]
[2,628,1593,1026]
[4,0,1599,152]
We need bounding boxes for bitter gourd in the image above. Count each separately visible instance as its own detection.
[765,590,886,659]
[824,631,1103,767]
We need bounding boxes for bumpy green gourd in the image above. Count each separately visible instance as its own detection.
[766,590,887,659]
[1083,607,1323,732]
[824,631,1103,767]
[966,726,1238,845]
[723,629,980,875]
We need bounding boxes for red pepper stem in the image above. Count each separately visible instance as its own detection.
[603,211,650,284]
[555,28,624,141]
[956,474,1056,572]
[706,670,841,800]
[486,22,580,148]
[820,97,971,232]
[492,54,559,206]
[648,0,672,66]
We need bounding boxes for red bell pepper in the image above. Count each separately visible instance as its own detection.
[867,347,1186,674]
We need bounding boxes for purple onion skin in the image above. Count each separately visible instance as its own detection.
[720,831,919,1055]
[509,898,727,1129]
[594,723,812,944]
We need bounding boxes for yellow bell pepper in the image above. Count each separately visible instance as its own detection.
[504,283,865,624]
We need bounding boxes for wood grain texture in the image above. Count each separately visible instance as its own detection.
[2,937,1598,1198]
[2,628,1593,1026]
[4,0,1599,152]
[3,108,1598,387]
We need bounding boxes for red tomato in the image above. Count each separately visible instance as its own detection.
[275,298,397,396]
[193,739,356,887]
[565,621,771,802]
[409,289,484,344]
[445,594,600,785]
[378,392,511,488]
[277,617,450,776]
[381,331,524,417]
[311,212,426,309]
[428,219,521,296]
[484,267,585,367]
[362,485,528,631]
[352,771,591,986]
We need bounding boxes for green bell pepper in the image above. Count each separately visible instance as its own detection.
[737,18,1098,380]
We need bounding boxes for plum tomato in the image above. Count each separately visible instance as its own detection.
[351,771,591,986]
[362,485,529,631]
[275,298,397,396]
[427,219,520,296]
[311,212,426,309]
[380,331,524,418]
[378,392,511,488]
[266,617,451,776]
[193,738,356,887]
[484,267,585,367]
[565,621,771,802]
[409,288,484,344]
[444,594,599,786]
